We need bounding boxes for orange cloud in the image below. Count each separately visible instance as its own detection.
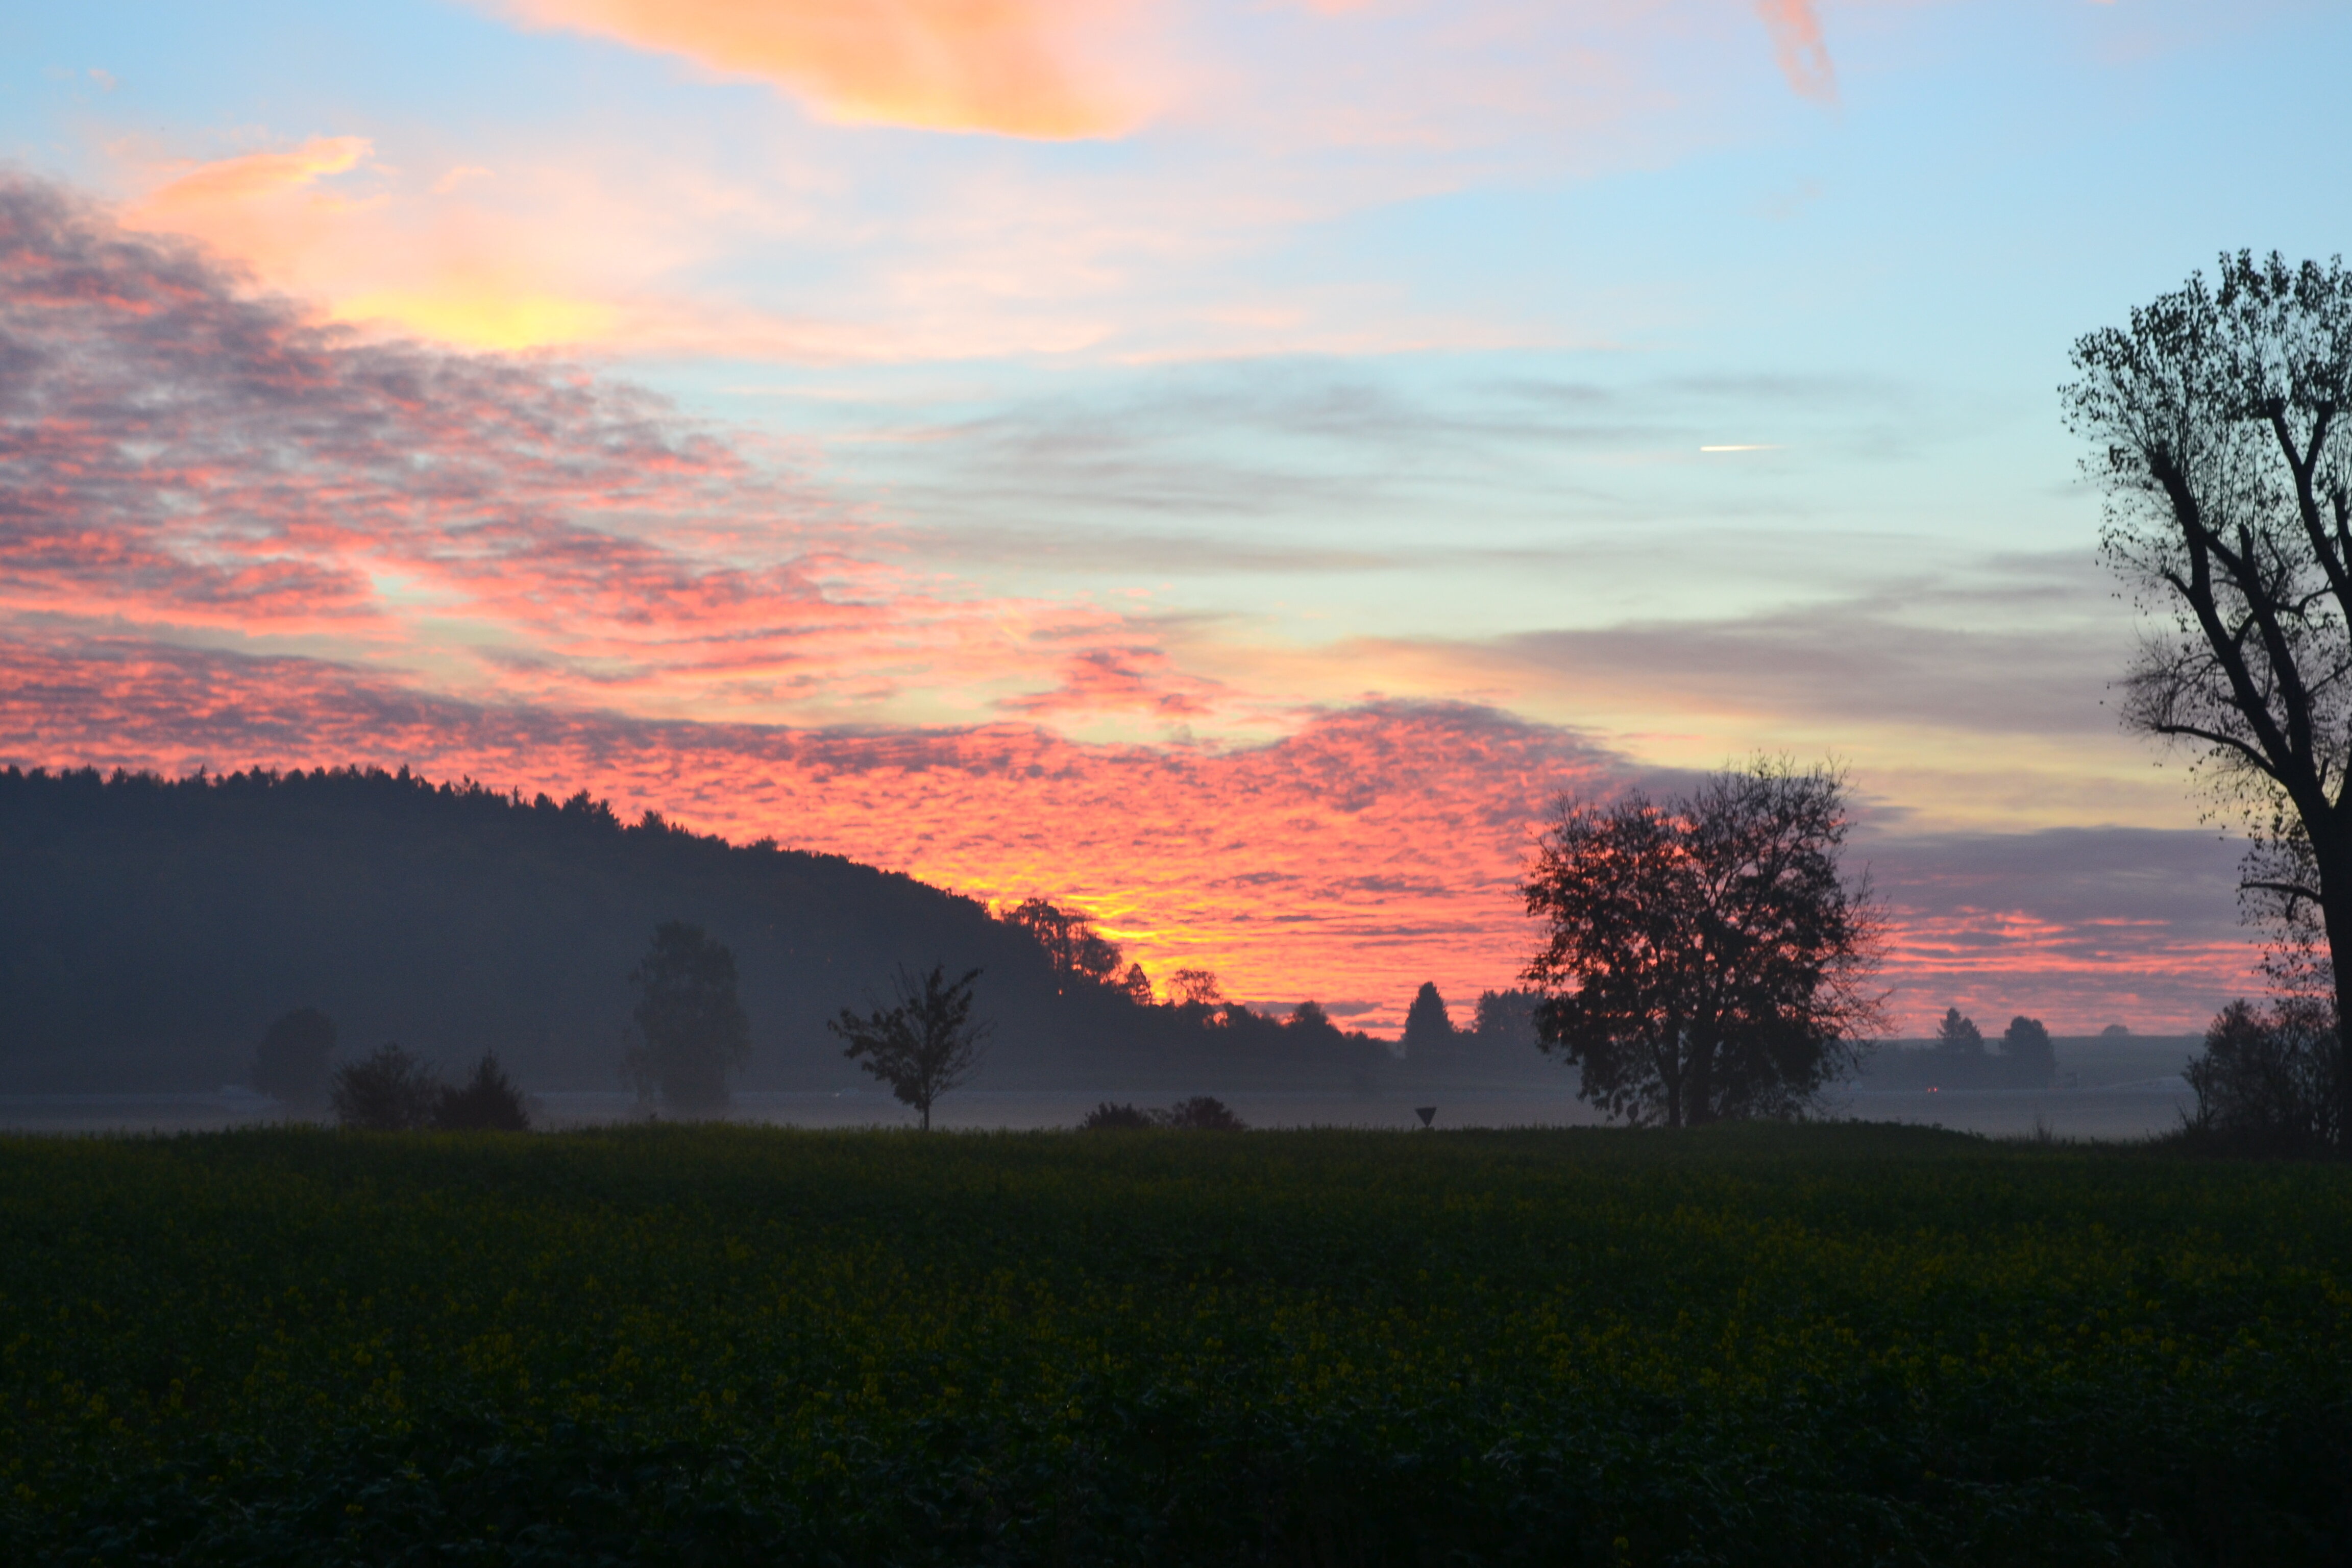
[137,135,375,213]
[0,635,2260,1034]
[4,172,2259,1032]
[486,0,1147,138]
[1755,0,1836,103]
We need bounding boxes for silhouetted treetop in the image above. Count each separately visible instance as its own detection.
[1402,983,1456,1058]
[1935,1008,1986,1056]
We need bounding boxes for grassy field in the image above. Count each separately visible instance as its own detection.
[2,1124,2346,1565]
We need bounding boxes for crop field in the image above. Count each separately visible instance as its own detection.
[2,1124,2347,1566]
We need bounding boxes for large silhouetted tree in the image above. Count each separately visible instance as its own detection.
[999,898,1125,989]
[2064,252,2352,1144]
[2000,1016,2056,1088]
[1521,761,1883,1126]
[830,965,991,1131]
[1401,982,1456,1058]
[1934,1008,1984,1056]
[252,1006,336,1107]
[623,921,750,1113]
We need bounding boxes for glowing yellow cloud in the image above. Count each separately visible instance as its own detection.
[334,286,618,351]
[485,0,1144,138]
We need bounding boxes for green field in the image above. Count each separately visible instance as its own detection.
[3,1125,2347,1565]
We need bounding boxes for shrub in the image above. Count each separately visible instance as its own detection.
[2182,998,2340,1154]
[433,1052,530,1131]
[1160,1095,1246,1131]
[1079,1096,1247,1130]
[331,1043,443,1131]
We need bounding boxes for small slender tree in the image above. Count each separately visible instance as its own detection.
[252,1007,336,1107]
[830,965,990,1131]
[1522,760,1884,1126]
[623,921,750,1113]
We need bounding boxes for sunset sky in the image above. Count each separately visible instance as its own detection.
[4,0,2343,1032]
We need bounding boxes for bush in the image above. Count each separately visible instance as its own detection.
[1078,1096,1247,1131]
[2182,999,2340,1154]
[331,1043,443,1131]
[434,1052,531,1131]
[1161,1095,1247,1130]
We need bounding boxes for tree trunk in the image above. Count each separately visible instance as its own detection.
[2323,843,2352,1152]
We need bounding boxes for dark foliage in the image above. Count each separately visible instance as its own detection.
[2180,998,2341,1154]
[1523,760,1884,1126]
[250,1007,336,1107]
[1934,1007,1986,1056]
[330,1043,442,1131]
[2064,252,2352,1145]
[1401,981,1456,1058]
[1158,1094,1246,1130]
[3,1126,2348,1566]
[1079,1096,1245,1130]
[624,921,750,1112]
[434,1051,531,1132]
[997,897,1125,989]
[2001,1015,2057,1087]
[830,965,991,1131]
[0,765,1383,1093]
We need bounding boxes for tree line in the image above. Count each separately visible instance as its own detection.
[0,764,1389,1097]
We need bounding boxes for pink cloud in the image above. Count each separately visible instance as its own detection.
[0,175,1191,725]
[0,173,2255,1032]
[1755,0,1837,103]
[0,632,2258,1033]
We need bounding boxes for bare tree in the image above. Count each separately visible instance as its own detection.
[2063,252,2352,1142]
[1521,760,1884,1127]
[830,965,991,1131]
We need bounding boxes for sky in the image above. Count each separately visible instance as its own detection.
[3,0,2343,1034]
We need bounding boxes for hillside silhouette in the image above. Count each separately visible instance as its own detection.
[0,766,1393,1095]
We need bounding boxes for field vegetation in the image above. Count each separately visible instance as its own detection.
[3,1123,2347,1565]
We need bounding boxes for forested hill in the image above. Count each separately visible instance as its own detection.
[0,766,1389,1094]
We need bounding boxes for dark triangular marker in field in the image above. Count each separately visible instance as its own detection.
[1415,1106,1436,1128]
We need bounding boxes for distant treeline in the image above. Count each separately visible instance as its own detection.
[0,766,1532,1094]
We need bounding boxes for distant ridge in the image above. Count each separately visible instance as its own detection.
[0,766,1387,1095]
